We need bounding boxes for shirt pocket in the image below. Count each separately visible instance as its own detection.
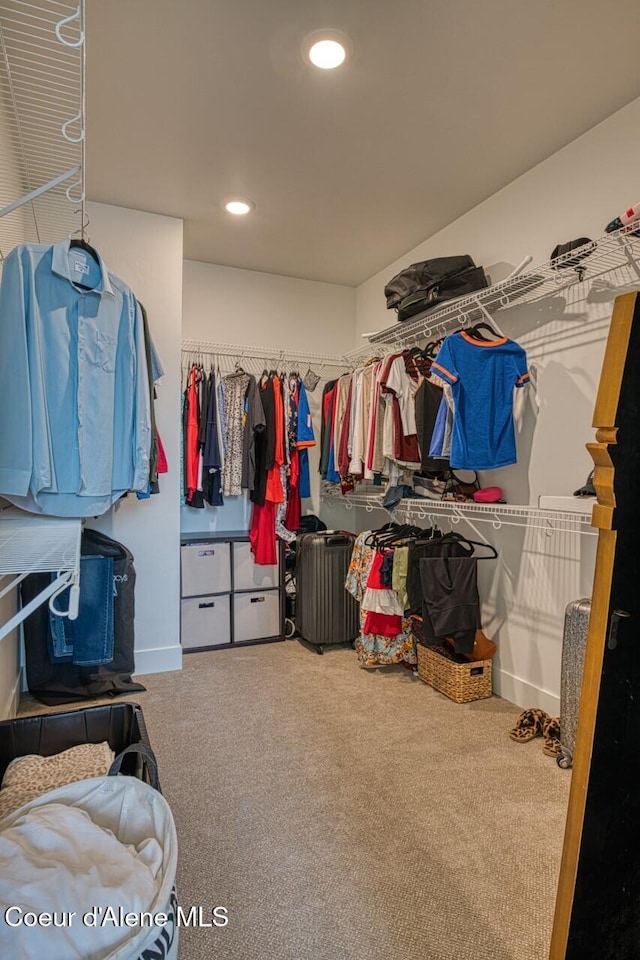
[90,330,118,373]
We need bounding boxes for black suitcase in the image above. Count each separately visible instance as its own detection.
[20,529,145,706]
[558,598,591,769]
[295,531,359,654]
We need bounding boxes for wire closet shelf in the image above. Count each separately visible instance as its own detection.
[367,224,640,348]
[321,490,596,537]
[0,509,82,641]
[0,0,86,261]
[181,339,353,370]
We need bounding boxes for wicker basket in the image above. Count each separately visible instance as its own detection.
[416,643,492,703]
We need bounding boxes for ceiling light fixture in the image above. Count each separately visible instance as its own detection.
[304,30,352,70]
[309,39,346,69]
[225,199,254,215]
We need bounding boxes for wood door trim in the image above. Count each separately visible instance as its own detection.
[591,292,635,431]
[549,530,616,959]
[549,290,637,959]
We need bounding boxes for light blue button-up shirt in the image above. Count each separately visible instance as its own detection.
[0,240,150,517]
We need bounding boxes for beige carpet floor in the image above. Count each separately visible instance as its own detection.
[19,641,570,960]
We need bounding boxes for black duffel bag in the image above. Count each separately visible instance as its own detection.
[21,528,145,706]
[384,256,488,322]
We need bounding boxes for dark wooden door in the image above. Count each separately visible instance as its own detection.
[550,291,640,959]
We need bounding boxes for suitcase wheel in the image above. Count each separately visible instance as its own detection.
[557,752,572,770]
[316,646,324,655]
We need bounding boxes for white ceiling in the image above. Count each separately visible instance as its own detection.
[86,0,640,286]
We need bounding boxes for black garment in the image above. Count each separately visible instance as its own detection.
[405,533,472,616]
[198,369,209,447]
[251,376,274,506]
[380,550,395,588]
[320,379,337,479]
[241,375,267,492]
[415,377,447,472]
[203,371,223,506]
[418,556,481,655]
[264,375,276,472]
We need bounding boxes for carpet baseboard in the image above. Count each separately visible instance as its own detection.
[494,667,560,716]
[134,644,182,676]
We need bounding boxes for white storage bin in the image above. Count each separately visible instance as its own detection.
[234,590,281,643]
[233,541,279,591]
[181,594,231,648]
[181,542,230,597]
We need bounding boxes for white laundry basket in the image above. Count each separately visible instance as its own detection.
[0,776,178,960]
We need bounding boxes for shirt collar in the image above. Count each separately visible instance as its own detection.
[51,239,114,296]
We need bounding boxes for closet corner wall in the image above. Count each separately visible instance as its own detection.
[84,201,184,677]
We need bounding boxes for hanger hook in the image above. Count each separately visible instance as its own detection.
[55,8,85,48]
[65,179,84,205]
[492,512,503,530]
[545,518,555,538]
[70,209,90,241]
[61,111,84,144]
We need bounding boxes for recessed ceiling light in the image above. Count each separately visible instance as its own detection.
[309,39,346,69]
[303,30,352,70]
[225,199,254,215]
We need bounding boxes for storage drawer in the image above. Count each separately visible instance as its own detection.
[233,541,279,591]
[181,542,230,597]
[181,594,231,648]
[233,590,281,643]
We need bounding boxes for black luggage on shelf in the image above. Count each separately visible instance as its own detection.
[384,255,488,322]
[295,531,359,654]
[558,598,591,769]
[396,266,488,321]
[20,529,145,706]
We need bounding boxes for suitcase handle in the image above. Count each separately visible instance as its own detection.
[326,534,352,546]
[607,609,630,650]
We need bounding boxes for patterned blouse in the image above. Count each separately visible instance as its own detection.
[221,373,250,497]
[345,532,417,667]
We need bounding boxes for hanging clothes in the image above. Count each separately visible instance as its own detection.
[185,365,201,505]
[296,379,316,500]
[431,331,530,470]
[241,375,267,494]
[345,532,417,667]
[221,372,251,497]
[0,240,156,517]
[202,369,224,507]
[251,374,274,507]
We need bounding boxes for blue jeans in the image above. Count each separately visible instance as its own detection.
[49,555,114,666]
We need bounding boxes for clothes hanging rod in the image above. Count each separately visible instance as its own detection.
[181,339,351,368]
[321,491,596,536]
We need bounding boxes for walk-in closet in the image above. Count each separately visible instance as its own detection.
[2,3,640,959]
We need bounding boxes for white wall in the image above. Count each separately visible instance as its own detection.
[86,202,183,676]
[351,96,640,713]
[181,260,356,534]
[0,85,27,717]
[0,590,20,720]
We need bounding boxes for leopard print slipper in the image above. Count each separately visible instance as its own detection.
[509,708,550,743]
[542,717,562,757]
